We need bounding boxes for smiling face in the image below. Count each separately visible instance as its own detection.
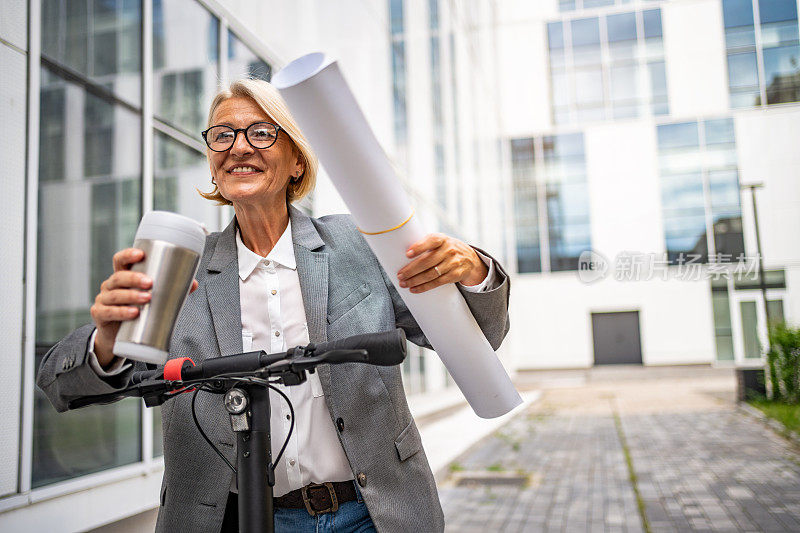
[207,96,304,210]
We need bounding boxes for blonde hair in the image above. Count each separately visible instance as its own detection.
[199,78,319,205]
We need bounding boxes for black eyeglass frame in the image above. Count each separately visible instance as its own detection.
[201,121,283,152]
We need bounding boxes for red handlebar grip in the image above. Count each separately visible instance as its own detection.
[164,357,195,381]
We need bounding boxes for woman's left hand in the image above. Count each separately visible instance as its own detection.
[397,233,488,293]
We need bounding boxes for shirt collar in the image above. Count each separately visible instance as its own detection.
[236,219,297,281]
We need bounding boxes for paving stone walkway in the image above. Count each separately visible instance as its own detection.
[438,369,800,532]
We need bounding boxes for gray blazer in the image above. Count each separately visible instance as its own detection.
[37,205,510,533]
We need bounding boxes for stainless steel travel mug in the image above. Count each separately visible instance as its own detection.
[113,211,207,365]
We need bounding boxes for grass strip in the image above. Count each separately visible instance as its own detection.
[613,410,652,533]
[748,400,800,434]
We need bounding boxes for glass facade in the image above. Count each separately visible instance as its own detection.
[656,118,744,264]
[511,134,592,273]
[41,0,142,106]
[33,0,273,489]
[548,8,667,123]
[723,0,800,107]
[390,0,408,162]
[228,30,272,83]
[430,0,446,210]
[153,0,219,134]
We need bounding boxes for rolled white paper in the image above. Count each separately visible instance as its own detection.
[273,53,522,418]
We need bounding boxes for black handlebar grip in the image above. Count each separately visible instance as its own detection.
[313,328,407,366]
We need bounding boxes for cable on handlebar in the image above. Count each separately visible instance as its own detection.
[267,384,295,470]
[187,378,297,478]
[192,387,236,474]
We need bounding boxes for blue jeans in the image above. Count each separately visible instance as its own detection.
[274,482,376,533]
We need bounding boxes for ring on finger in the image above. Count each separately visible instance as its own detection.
[433,265,441,277]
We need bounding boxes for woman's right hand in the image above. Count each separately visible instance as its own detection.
[90,248,152,368]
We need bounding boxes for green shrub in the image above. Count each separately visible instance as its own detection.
[767,322,800,403]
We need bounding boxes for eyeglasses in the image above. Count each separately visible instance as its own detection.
[201,121,283,152]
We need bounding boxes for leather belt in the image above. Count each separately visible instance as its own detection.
[274,481,357,516]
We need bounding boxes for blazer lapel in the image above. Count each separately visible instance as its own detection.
[290,206,333,395]
[205,217,243,359]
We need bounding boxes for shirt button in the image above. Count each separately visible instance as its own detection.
[336,417,345,432]
[357,473,367,487]
[271,289,277,295]
[289,459,296,466]
[286,414,291,420]
[274,331,281,337]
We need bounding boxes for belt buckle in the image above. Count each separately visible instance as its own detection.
[301,482,339,516]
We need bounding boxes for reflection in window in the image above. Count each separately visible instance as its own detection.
[722,0,800,106]
[390,0,409,163]
[34,65,142,487]
[153,0,219,134]
[155,132,218,229]
[41,0,142,105]
[656,119,744,264]
[511,139,541,273]
[430,1,446,210]
[511,134,591,273]
[39,85,66,183]
[548,8,668,124]
[228,31,272,82]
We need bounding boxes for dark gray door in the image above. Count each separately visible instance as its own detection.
[591,311,643,365]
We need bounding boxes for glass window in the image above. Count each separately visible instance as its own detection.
[657,119,744,264]
[661,173,705,213]
[711,286,735,361]
[574,68,604,105]
[648,61,668,114]
[642,9,663,38]
[610,64,638,101]
[548,22,565,49]
[34,65,142,487]
[762,44,800,103]
[571,17,600,47]
[154,132,218,229]
[39,85,66,183]
[584,0,614,7]
[758,0,798,24]
[153,0,219,134]
[228,31,272,82]
[547,8,667,124]
[543,134,591,272]
[705,118,736,145]
[607,12,637,42]
[657,122,699,150]
[392,40,408,149]
[511,138,542,273]
[723,0,755,27]
[708,170,741,207]
[724,0,800,106]
[41,0,142,106]
[390,0,404,34]
[428,0,439,28]
[559,0,576,12]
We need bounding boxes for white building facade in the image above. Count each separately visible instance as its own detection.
[497,0,800,370]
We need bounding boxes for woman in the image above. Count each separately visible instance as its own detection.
[38,79,510,532]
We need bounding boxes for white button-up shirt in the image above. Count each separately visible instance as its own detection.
[235,221,353,497]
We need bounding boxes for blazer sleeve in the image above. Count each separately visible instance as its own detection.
[36,324,141,412]
[379,246,511,351]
